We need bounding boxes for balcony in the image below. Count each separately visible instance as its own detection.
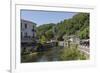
[21,36,35,43]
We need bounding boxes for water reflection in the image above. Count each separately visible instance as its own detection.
[21,46,63,63]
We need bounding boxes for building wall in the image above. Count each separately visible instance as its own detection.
[58,41,64,47]
[21,19,36,38]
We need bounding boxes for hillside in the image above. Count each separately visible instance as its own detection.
[36,13,90,41]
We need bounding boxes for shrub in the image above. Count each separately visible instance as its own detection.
[59,45,87,60]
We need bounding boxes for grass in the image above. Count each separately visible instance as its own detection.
[59,44,87,61]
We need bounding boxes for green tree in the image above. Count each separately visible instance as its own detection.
[40,35,47,44]
[45,29,54,41]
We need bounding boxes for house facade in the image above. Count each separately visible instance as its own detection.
[21,19,36,44]
[63,34,80,48]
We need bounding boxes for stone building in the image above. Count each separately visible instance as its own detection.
[63,34,80,48]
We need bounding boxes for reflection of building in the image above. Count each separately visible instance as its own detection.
[63,34,80,47]
[21,19,36,44]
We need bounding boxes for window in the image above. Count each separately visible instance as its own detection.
[25,32,27,37]
[25,23,27,28]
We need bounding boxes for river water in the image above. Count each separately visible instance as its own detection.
[32,46,63,62]
[21,45,63,63]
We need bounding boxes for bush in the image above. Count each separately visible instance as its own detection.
[79,52,87,60]
[59,45,87,60]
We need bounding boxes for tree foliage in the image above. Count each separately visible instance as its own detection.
[59,47,87,60]
[36,13,90,40]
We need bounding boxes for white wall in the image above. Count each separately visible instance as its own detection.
[21,20,34,37]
